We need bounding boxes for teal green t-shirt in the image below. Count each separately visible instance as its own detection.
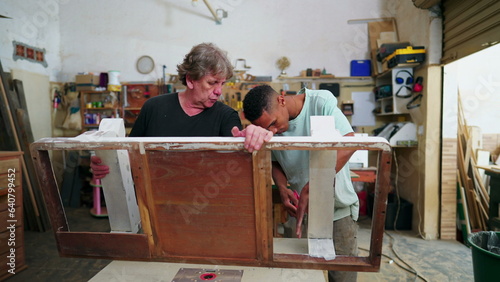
[272,88,359,221]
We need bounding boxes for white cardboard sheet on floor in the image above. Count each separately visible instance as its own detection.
[89,261,327,282]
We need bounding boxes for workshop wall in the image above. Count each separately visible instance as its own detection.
[57,0,391,82]
[0,0,435,141]
[443,44,500,136]
[0,0,62,80]
[0,1,60,141]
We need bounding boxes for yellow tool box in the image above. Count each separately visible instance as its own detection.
[385,46,426,68]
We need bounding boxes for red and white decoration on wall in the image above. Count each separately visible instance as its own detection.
[13,41,47,67]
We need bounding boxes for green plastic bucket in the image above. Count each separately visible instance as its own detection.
[467,231,500,282]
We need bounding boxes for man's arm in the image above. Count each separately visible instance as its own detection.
[335,132,356,172]
[272,161,298,217]
[295,132,356,238]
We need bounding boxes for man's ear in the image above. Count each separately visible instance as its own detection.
[185,74,195,89]
[277,95,286,107]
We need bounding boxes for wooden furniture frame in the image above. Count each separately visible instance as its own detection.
[30,135,391,272]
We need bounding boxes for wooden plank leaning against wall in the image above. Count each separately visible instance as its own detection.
[0,61,50,232]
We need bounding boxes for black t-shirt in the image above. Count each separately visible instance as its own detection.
[129,93,242,137]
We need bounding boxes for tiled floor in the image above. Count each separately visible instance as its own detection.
[5,209,475,281]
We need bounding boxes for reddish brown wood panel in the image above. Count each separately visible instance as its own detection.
[147,151,257,260]
[30,150,68,231]
[57,232,150,259]
[368,150,392,267]
[351,169,377,183]
[124,84,159,109]
[273,254,374,272]
[252,150,273,262]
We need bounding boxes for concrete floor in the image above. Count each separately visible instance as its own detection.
[6,209,475,281]
[356,216,474,282]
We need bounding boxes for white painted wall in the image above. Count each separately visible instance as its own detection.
[57,0,389,82]
[0,0,437,141]
[0,0,61,79]
[443,44,500,136]
[0,0,61,141]
[392,1,442,64]
[1,0,436,84]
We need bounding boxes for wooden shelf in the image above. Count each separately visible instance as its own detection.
[376,63,422,78]
[376,112,410,116]
[85,107,117,111]
[80,90,122,132]
[121,84,160,130]
[374,67,414,116]
[277,76,373,81]
[81,90,118,94]
[393,145,418,148]
[375,96,392,102]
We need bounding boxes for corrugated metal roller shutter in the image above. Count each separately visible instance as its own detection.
[442,0,500,64]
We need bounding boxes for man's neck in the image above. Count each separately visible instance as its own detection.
[286,94,304,120]
[178,91,205,116]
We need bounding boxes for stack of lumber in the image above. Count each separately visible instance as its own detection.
[0,60,50,231]
[457,96,490,235]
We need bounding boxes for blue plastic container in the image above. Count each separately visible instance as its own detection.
[350,60,371,76]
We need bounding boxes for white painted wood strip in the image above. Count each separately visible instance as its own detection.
[33,136,390,152]
[87,119,141,233]
[308,116,339,260]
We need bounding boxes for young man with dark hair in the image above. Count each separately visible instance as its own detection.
[243,84,359,282]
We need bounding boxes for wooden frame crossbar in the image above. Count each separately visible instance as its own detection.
[30,135,391,272]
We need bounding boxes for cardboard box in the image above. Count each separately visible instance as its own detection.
[76,74,100,91]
